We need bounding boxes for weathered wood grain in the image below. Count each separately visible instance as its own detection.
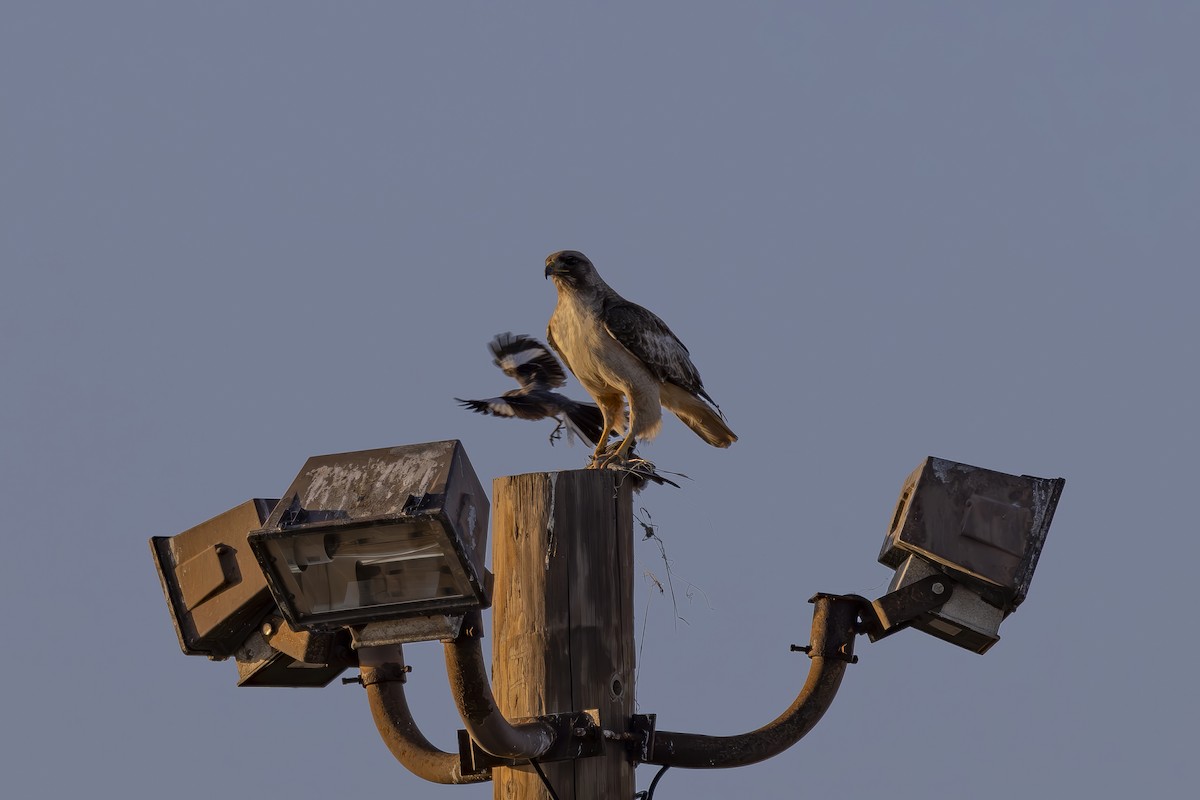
[491,470,635,800]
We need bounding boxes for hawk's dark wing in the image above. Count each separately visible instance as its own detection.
[488,332,567,390]
[600,300,719,408]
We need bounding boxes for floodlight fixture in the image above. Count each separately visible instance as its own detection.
[248,440,491,643]
[151,498,354,686]
[875,456,1065,653]
[150,498,279,658]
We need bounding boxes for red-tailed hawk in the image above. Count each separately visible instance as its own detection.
[544,250,736,468]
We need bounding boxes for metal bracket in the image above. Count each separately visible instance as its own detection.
[860,574,956,643]
[357,663,411,686]
[457,710,602,776]
[626,714,657,763]
[791,640,858,664]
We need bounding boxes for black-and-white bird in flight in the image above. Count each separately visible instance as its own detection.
[455,332,607,447]
[456,332,680,488]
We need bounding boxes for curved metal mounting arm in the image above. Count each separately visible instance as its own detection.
[359,644,489,785]
[443,614,557,761]
[642,593,861,769]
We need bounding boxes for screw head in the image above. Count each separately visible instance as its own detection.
[932,582,945,595]
[261,621,275,636]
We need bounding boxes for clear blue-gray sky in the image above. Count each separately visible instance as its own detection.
[2,3,1195,797]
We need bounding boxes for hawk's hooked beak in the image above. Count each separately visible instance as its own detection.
[544,261,559,279]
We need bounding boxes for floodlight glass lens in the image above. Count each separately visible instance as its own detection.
[265,522,468,616]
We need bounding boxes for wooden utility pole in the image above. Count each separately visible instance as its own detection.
[491,470,636,800]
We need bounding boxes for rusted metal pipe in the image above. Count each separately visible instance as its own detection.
[444,625,557,760]
[644,593,861,769]
[360,645,488,785]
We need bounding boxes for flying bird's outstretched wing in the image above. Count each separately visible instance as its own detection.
[488,332,568,390]
[456,392,606,446]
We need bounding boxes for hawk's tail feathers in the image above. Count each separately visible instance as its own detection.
[660,384,738,448]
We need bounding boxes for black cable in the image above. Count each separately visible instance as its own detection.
[634,764,670,800]
[646,764,670,799]
[529,758,561,800]
[527,757,668,800]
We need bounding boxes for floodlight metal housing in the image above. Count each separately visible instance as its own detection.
[150,498,279,658]
[878,457,1064,653]
[234,614,351,688]
[248,440,490,635]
